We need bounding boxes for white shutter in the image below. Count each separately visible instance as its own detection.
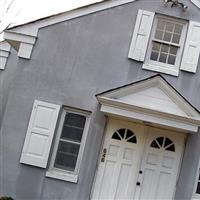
[20,100,60,168]
[180,21,200,73]
[128,9,155,61]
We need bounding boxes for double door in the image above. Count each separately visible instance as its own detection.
[91,118,185,200]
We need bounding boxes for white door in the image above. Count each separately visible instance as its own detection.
[91,118,146,199]
[91,118,185,200]
[135,127,185,200]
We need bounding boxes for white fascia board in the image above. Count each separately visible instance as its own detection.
[98,97,200,133]
[4,31,36,44]
[100,104,198,133]
[4,0,137,59]
[3,31,37,59]
[8,0,137,36]
[191,0,200,8]
[0,41,11,70]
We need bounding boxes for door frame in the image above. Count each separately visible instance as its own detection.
[91,117,186,200]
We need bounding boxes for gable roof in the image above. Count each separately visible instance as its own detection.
[96,75,200,133]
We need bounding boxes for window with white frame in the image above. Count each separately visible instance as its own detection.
[143,15,188,76]
[128,10,200,76]
[46,107,90,183]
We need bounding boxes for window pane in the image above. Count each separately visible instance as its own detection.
[150,51,159,61]
[174,24,183,34]
[159,53,167,63]
[155,30,164,40]
[166,22,174,32]
[54,141,80,171]
[172,34,180,44]
[117,129,126,139]
[64,113,86,128]
[157,20,165,30]
[197,183,200,194]
[152,42,160,51]
[168,55,176,65]
[161,44,169,53]
[163,32,172,42]
[156,137,164,147]
[61,125,83,142]
[169,46,178,55]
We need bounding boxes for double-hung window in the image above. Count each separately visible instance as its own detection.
[128,9,200,76]
[143,15,187,76]
[46,107,90,183]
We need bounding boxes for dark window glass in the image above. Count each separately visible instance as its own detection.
[155,30,164,40]
[64,113,86,128]
[118,129,126,139]
[61,125,83,142]
[150,51,159,61]
[169,46,178,55]
[196,182,200,194]
[164,138,173,148]
[172,34,180,44]
[163,32,172,42]
[127,136,137,144]
[157,137,164,147]
[112,132,121,140]
[54,141,80,171]
[166,22,174,32]
[174,24,183,34]
[126,129,134,139]
[165,144,175,152]
[159,53,167,63]
[152,42,160,51]
[150,140,160,149]
[168,55,176,65]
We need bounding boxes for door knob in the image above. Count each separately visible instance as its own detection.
[139,170,143,174]
[136,182,141,186]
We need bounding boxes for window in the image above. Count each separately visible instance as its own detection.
[143,15,188,76]
[194,165,200,199]
[46,107,90,183]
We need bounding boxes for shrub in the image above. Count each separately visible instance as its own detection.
[0,197,14,200]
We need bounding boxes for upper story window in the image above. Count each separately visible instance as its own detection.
[144,15,188,76]
[128,10,200,76]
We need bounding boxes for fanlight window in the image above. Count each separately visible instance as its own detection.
[112,128,137,143]
[150,137,175,152]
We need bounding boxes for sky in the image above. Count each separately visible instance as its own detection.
[0,0,102,40]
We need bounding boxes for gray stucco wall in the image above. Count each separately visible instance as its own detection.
[1,0,200,199]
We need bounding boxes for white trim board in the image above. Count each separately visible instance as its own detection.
[0,41,11,70]
[3,0,137,59]
[96,75,200,133]
[191,0,200,8]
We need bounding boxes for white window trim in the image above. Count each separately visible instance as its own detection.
[143,15,188,76]
[46,107,91,183]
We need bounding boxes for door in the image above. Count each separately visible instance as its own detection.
[135,127,185,200]
[91,118,146,199]
[91,118,185,200]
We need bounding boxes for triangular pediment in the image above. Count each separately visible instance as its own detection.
[97,75,200,119]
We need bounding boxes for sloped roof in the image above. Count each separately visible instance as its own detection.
[97,75,200,132]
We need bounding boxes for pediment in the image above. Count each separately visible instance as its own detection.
[97,75,200,132]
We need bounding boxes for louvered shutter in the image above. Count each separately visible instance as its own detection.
[128,9,155,61]
[20,100,60,168]
[180,21,200,73]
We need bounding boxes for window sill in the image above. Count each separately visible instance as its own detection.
[192,194,200,199]
[46,169,78,183]
[142,63,179,76]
